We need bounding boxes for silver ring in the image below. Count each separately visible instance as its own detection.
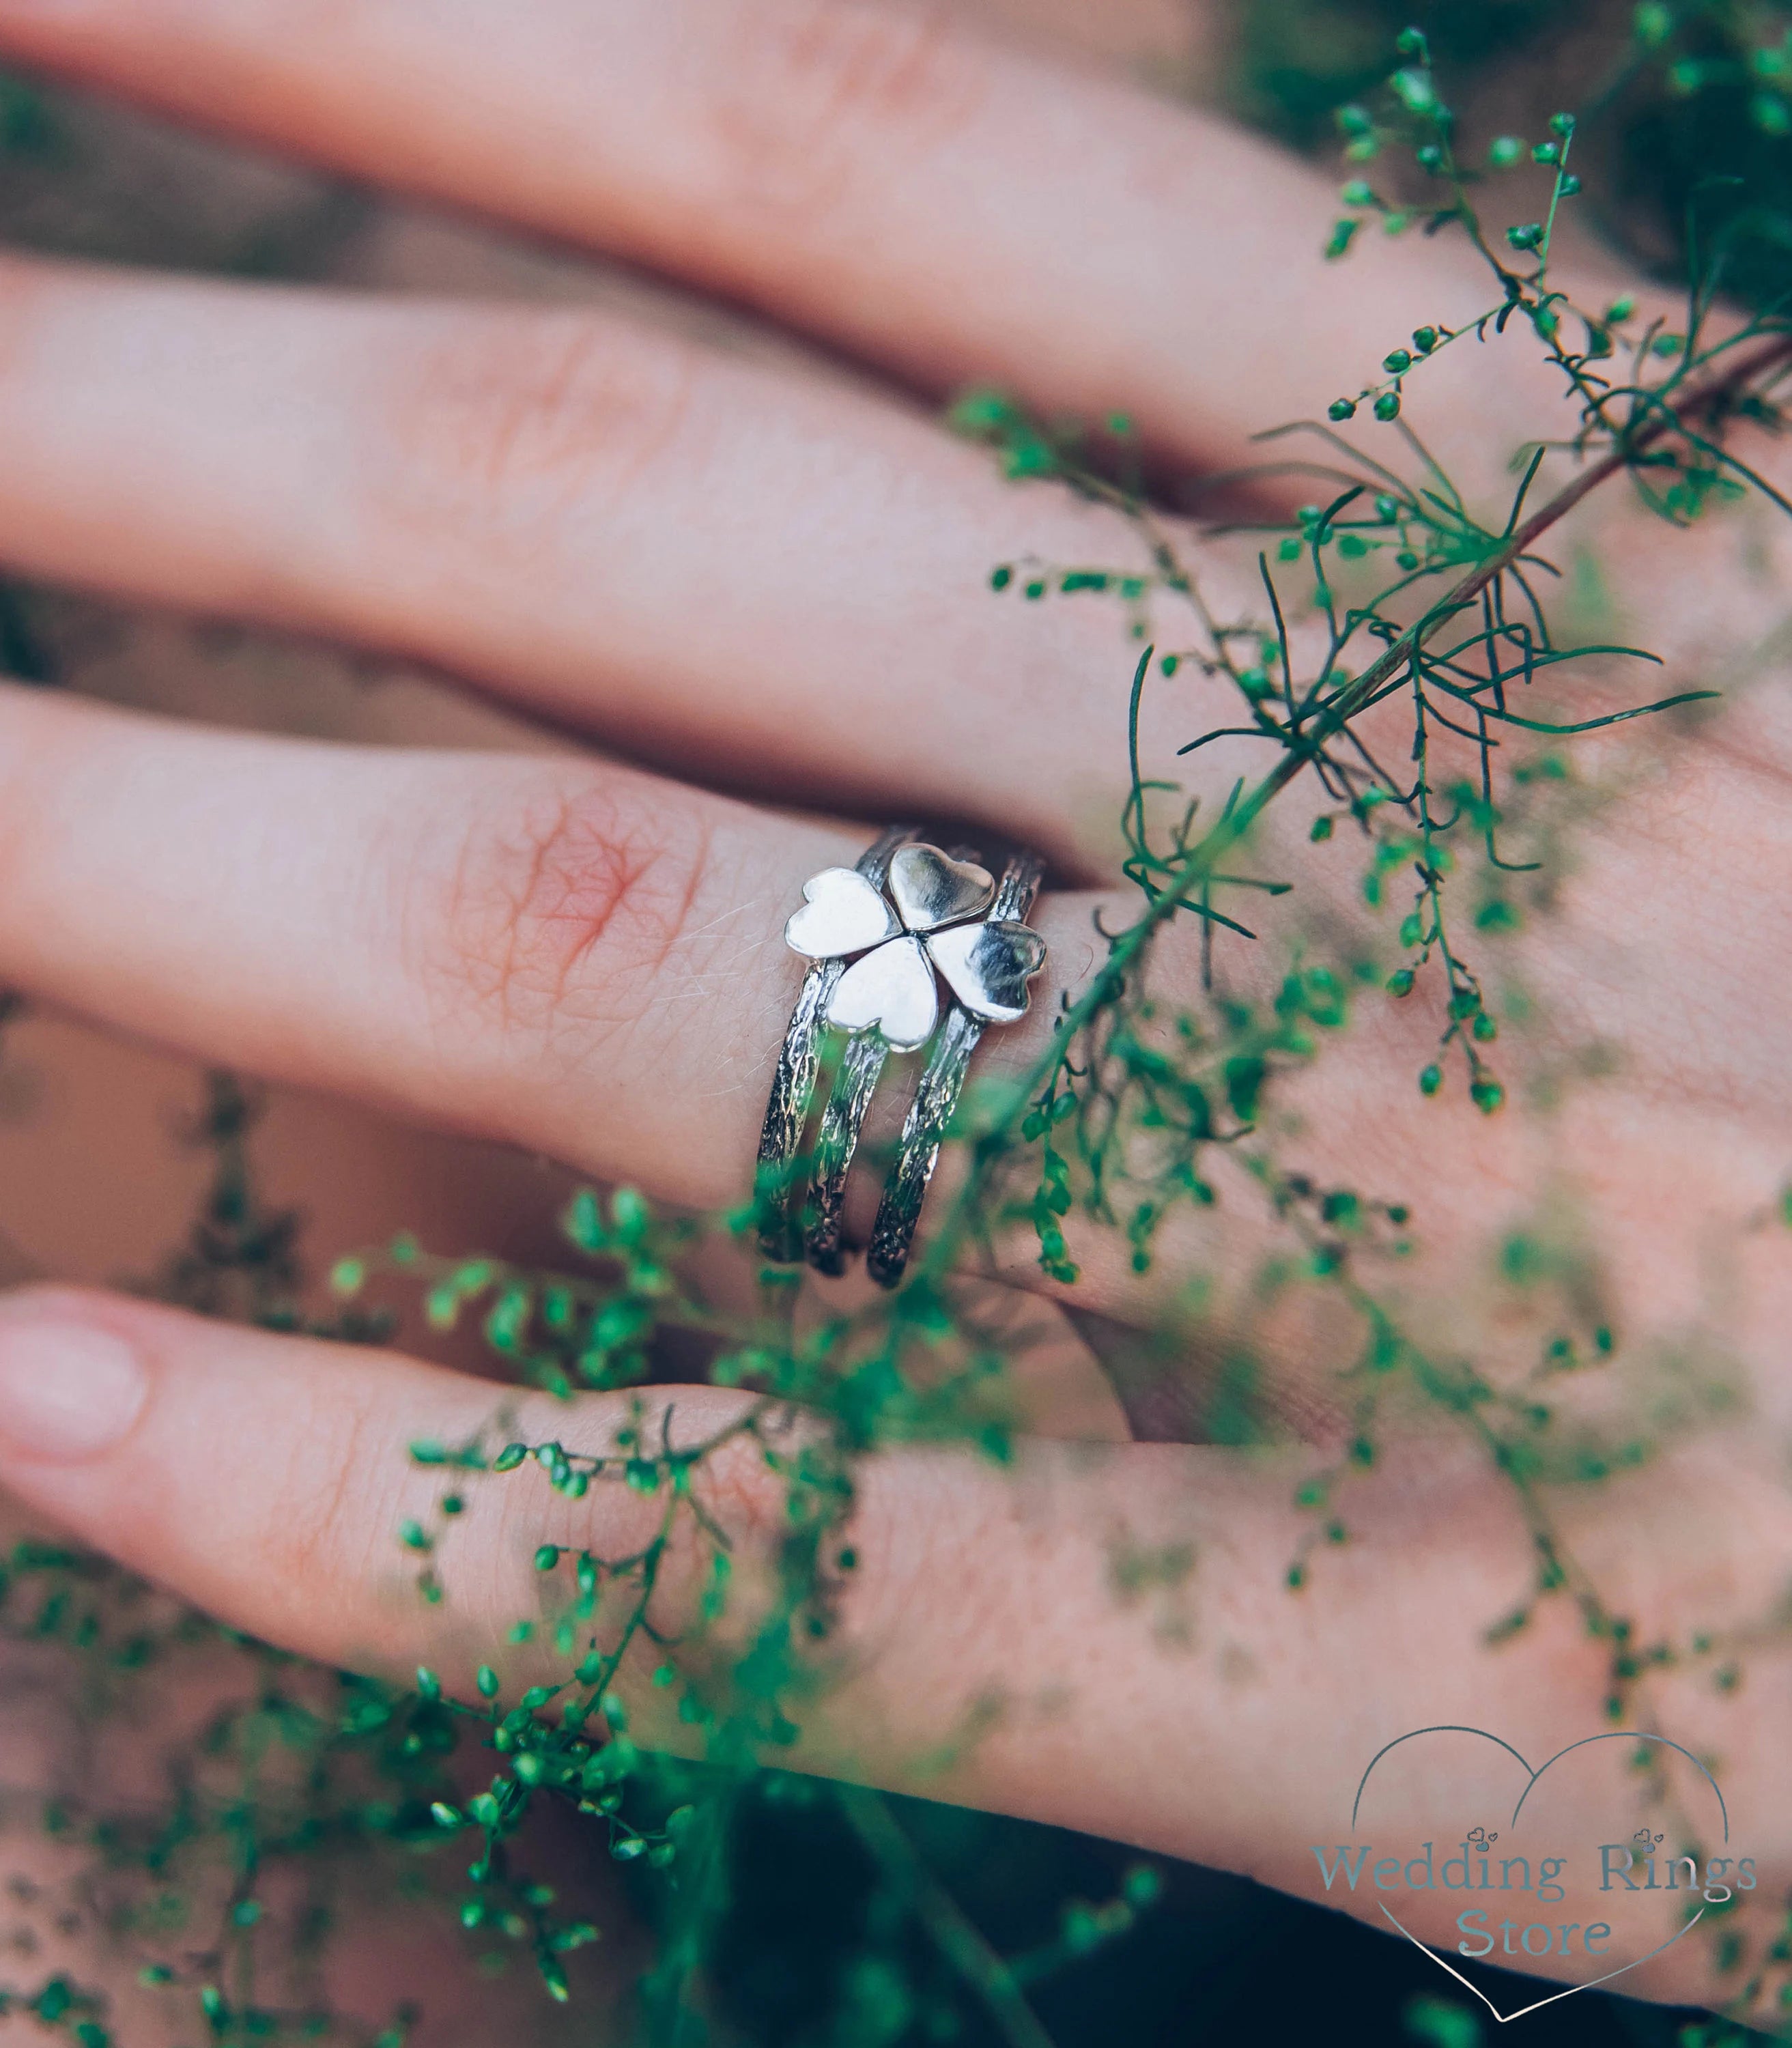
[867,852,1045,1288]
[759,832,1048,1282]
[754,825,914,1261]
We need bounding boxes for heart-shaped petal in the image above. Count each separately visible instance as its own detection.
[926,920,1047,1024]
[825,937,939,1050]
[888,844,994,933]
[785,867,898,960]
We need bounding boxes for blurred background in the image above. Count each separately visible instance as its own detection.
[0,1,1780,2043]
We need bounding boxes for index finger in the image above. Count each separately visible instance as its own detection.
[0,0,1578,481]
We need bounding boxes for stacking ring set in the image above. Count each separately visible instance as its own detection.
[756,829,1050,1287]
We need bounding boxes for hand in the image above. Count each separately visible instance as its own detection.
[0,0,1784,2025]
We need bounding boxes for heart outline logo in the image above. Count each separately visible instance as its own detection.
[1350,1726,1729,2023]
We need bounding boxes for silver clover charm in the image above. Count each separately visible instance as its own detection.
[785,842,1047,1051]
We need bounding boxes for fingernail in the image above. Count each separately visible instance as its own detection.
[0,1304,147,1462]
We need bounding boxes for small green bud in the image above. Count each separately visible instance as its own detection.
[1506,221,1545,251]
[1473,1012,1498,1043]
[1396,550,1419,570]
[1328,397,1358,421]
[1382,348,1413,373]
[1419,1064,1443,1097]
[1604,295,1635,323]
[989,565,1012,591]
[1488,134,1524,167]
[1374,391,1402,421]
[430,1802,462,1828]
[1414,143,1442,171]
[1559,173,1582,195]
[492,1442,527,1473]
[1395,26,1429,59]
[1386,968,1416,997]
[1310,815,1335,842]
[1550,111,1576,137]
[329,1257,365,1296]
[1634,0,1672,44]
[1752,92,1792,136]
[1470,1077,1507,1115]
[475,1665,500,1699]
[1324,218,1361,261]
[1411,326,1438,353]
[1532,141,1560,165]
[534,1544,561,1571]
[1340,178,1375,208]
[1389,68,1439,117]
[1752,46,1787,79]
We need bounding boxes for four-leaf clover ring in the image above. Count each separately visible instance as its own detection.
[754,831,1048,1284]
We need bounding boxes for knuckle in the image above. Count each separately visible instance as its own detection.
[376,311,698,557]
[416,773,713,1072]
[709,0,985,229]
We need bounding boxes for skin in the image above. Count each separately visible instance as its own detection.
[0,0,1783,2026]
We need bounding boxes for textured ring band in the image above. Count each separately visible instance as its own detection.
[866,852,1045,1289]
[754,825,915,1261]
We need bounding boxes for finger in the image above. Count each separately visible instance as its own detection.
[0,0,1586,477]
[0,685,853,1210]
[0,686,1136,1301]
[0,253,1190,877]
[0,1285,1780,2011]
